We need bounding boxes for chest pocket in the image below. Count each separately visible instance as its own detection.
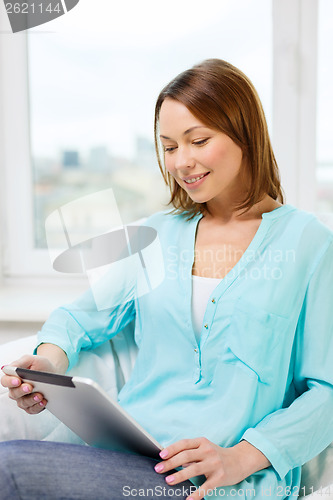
[223,298,291,385]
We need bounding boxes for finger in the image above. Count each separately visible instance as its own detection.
[25,404,46,415]
[1,356,36,389]
[7,383,34,400]
[23,399,47,415]
[16,394,47,412]
[159,438,202,460]
[163,462,204,487]
[8,354,37,369]
[1,374,22,389]
[15,392,44,408]
[186,479,218,500]
[156,448,202,474]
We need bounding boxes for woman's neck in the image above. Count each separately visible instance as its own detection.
[203,195,282,225]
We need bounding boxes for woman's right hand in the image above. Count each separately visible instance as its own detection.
[1,354,58,414]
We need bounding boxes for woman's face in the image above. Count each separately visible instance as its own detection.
[159,98,248,208]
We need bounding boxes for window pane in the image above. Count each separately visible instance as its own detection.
[316,0,333,212]
[28,0,272,247]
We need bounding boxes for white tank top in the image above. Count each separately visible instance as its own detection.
[191,274,221,343]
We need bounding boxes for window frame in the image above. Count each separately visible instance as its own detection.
[0,26,61,278]
[0,0,322,281]
[272,0,318,211]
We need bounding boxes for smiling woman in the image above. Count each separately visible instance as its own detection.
[1,57,332,500]
[154,60,283,218]
[155,60,284,282]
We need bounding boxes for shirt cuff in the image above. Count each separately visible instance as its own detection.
[241,428,291,480]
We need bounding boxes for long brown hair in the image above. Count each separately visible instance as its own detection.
[154,59,284,218]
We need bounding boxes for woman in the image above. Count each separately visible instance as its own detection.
[1,59,333,500]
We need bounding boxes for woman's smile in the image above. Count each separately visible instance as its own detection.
[182,172,210,188]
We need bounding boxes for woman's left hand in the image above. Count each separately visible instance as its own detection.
[154,437,270,500]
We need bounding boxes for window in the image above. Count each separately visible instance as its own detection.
[27,0,273,251]
[316,0,333,212]
[2,0,329,281]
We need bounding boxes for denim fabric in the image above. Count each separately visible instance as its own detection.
[0,440,194,500]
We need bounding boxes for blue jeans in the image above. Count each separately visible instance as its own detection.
[0,440,195,500]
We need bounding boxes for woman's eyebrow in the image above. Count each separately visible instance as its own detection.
[160,126,207,140]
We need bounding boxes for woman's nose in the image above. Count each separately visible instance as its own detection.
[174,147,195,170]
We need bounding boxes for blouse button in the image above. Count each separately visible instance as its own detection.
[194,348,198,353]
[211,298,216,303]
[204,324,208,329]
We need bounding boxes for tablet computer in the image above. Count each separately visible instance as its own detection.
[3,366,163,459]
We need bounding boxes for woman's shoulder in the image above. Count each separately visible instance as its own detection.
[284,205,333,241]
[279,205,333,272]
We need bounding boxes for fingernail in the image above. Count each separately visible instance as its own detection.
[12,378,20,386]
[34,395,41,402]
[154,464,164,473]
[22,385,30,393]
[1,365,5,370]
[159,449,168,459]
[39,402,45,407]
[165,475,175,484]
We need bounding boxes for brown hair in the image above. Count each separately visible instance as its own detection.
[154,59,284,218]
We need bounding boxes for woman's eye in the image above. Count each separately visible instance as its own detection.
[164,146,177,153]
[193,138,209,146]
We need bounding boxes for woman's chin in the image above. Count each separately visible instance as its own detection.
[187,195,207,205]
[185,192,211,204]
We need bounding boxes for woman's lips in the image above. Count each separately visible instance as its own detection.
[182,172,209,188]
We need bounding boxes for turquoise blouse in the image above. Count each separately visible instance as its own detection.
[38,204,333,499]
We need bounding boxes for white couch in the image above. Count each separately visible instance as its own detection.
[0,325,332,498]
